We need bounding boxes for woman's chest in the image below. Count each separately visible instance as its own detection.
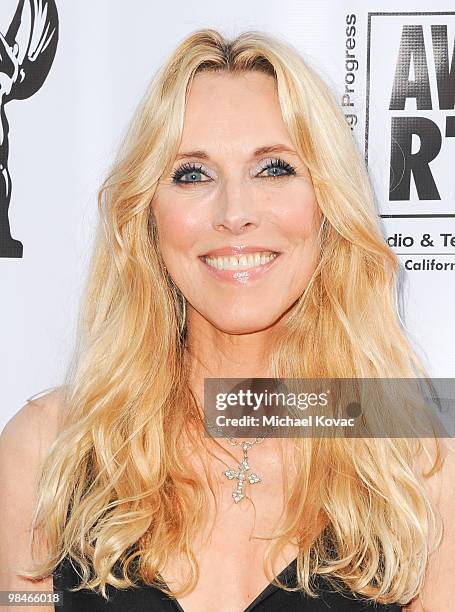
[158,439,301,612]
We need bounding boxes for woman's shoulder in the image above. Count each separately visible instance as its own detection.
[403,437,455,611]
[0,388,67,600]
[1,386,66,452]
[0,387,65,478]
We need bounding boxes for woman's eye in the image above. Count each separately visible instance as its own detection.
[171,158,296,185]
[260,166,287,177]
[257,159,296,179]
[171,164,211,185]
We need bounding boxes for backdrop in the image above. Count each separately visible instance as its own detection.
[1,0,454,430]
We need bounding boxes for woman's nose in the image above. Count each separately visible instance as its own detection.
[212,179,260,234]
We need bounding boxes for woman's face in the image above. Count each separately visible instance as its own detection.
[152,71,321,334]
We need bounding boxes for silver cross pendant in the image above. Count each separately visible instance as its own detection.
[223,442,261,503]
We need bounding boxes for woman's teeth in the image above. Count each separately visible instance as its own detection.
[203,252,278,270]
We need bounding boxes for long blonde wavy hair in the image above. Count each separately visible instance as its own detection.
[21,28,445,606]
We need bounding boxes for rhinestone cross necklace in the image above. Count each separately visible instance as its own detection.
[223,437,265,504]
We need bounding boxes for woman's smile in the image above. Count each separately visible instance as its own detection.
[199,249,281,284]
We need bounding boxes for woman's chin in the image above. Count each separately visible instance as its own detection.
[211,315,281,335]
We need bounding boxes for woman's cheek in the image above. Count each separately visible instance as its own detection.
[269,197,319,240]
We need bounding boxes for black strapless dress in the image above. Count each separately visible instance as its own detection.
[53,556,401,611]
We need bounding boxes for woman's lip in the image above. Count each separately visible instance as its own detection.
[198,253,281,284]
[200,246,281,257]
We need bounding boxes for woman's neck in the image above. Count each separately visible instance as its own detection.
[185,307,280,376]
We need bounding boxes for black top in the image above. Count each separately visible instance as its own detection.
[53,556,401,611]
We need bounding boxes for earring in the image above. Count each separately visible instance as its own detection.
[179,295,187,335]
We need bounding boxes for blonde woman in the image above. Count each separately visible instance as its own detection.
[1,29,454,612]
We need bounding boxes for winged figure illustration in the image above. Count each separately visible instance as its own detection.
[0,0,58,258]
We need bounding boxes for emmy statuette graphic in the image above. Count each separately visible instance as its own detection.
[0,0,58,258]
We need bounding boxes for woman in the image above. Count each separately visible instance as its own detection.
[1,28,454,612]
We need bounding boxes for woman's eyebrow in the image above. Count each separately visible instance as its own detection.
[174,144,298,162]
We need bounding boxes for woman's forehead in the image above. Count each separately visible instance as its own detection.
[186,70,278,111]
[180,71,292,155]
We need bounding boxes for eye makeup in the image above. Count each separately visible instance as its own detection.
[171,162,213,185]
[171,157,297,186]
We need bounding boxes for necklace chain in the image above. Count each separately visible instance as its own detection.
[226,436,265,447]
[189,409,266,504]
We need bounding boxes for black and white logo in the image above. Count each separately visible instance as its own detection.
[366,12,454,219]
[0,0,58,258]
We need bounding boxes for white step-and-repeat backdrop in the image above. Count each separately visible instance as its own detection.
[1,0,454,430]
